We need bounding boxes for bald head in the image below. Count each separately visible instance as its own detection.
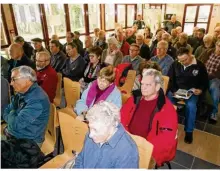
[8,43,24,60]
[51,34,59,41]
[171,15,176,23]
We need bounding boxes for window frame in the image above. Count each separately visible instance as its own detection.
[1,5,11,49]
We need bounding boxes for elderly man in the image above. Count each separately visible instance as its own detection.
[51,34,64,51]
[167,47,209,144]
[189,28,205,54]
[213,26,220,43]
[121,43,145,75]
[74,31,83,50]
[8,43,35,83]
[36,51,58,103]
[165,15,181,34]
[31,38,50,62]
[63,32,74,55]
[50,40,67,73]
[121,69,178,167]
[83,36,93,64]
[133,14,145,30]
[150,40,174,75]
[136,34,150,60]
[201,40,220,122]
[14,36,34,59]
[195,34,215,58]
[162,32,177,59]
[170,29,179,47]
[2,66,50,147]
[74,101,139,168]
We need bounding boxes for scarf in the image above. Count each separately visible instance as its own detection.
[86,80,115,107]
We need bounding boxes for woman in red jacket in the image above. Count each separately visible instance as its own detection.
[120,68,178,167]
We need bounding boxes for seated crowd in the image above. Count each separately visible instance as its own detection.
[1,14,220,168]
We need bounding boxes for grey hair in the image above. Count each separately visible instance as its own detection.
[142,68,164,88]
[86,101,120,128]
[37,51,51,60]
[11,65,37,82]
[203,34,213,41]
[157,40,168,49]
[136,33,144,40]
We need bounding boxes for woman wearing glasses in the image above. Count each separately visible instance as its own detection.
[75,65,122,121]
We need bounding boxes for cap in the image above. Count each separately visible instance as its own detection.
[14,36,24,42]
[31,38,43,43]
[74,31,80,35]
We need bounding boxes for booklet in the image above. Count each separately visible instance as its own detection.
[173,88,194,100]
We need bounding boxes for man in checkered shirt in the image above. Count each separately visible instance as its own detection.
[205,40,220,122]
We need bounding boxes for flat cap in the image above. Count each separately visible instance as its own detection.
[14,36,24,42]
[74,31,80,35]
[31,38,43,43]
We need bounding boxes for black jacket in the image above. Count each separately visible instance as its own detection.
[139,43,150,60]
[23,41,34,59]
[62,55,86,82]
[50,50,67,73]
[167,43,177,59]
[8,54,36,82]
[1,138,44,168]
[168,59,209,93]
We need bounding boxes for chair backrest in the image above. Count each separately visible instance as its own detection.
[121,93,131,105]
[63,77,80,108]
[58,112,88,153]
[45,103,58,143]
[128,133,153,169]
[162,75,169,94]
[118,70,136,94]
[54,73,62,103]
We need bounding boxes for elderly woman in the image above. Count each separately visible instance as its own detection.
[74,101,139,168]
[94,30,108,50]
[174,32,192,51]
[101,37,123,67]
[75,65,122,119]
[79,46,102,93]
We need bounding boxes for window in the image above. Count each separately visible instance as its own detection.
[183,4,213,35]
[105,4,115,30]
[44,4,66,38]
[117,5,125,28]
[127,5,135,27]
[12,4,44,42]
[88,4,100,33]
[137,4,143,16]
[1,9,10,47]
[69,4,85,33]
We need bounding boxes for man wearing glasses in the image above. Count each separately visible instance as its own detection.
[121,43,145,75]
[36,51,58,103]
[167,47,209,144]
[2,66,50,148]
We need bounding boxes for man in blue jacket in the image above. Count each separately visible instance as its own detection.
[2,65,50,147]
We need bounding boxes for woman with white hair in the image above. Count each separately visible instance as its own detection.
[74,101,139,168]
[101,37,123,67]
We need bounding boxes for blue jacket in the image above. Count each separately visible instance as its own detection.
[74,83,122,115]
[3,83,50,143]
[74,123,139,168]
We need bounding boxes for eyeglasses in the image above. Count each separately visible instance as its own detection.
[129,49,139,52]
[36,59,50,63]
[11,76,27,82]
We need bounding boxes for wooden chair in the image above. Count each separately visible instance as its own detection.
[53,73,62,107]
[40,112,88,168]
[128,133,153,169]
[41,103,59,155]
[121,93,131,105]
[162,75,169,94]
[118,70,136,94]
[58,77,80,118]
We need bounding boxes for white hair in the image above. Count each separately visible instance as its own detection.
[136,33,144,40]
[11,65,37,82]
[142,68,164,88]
[86,101,120,128]
[203,34,213,41]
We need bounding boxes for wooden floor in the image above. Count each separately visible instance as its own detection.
[177,124,220,166]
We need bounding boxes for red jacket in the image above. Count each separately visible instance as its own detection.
[120,41,130,56]
[37,65,58,102]
[120,89,178,166]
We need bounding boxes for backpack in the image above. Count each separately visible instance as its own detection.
[114,63,133,87]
